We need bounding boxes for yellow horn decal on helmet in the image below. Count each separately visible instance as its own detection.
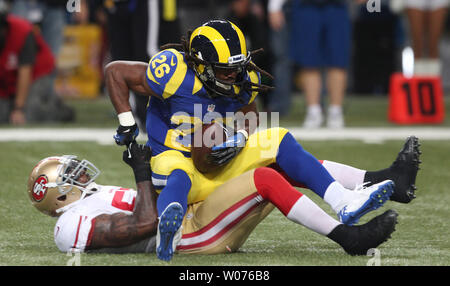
[191,26,231,63]
[229,21,247,56]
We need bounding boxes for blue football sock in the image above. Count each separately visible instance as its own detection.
[156,169,191,217]
[276,132,335,198]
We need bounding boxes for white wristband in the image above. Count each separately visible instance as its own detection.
[237,129,249,141]
[118,111,136,126]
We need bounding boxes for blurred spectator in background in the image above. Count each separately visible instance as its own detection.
[105,0,151,133]
[0,7,74,125]
[267,0,292,117]
[227,0,274,112]
[82,0,110,91]
[291,0,351,129]
[351,0,400,94]
[105,0,181,134]
[405,0,449,76]
[10,0,66,57]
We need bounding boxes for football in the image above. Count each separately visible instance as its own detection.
[191,122,228,173]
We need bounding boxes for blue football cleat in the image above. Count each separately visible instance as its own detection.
[156,202,184,261]
[337,180,394,226]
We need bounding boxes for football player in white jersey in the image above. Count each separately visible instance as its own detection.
[28,143,159,253]
[27,138,421,257]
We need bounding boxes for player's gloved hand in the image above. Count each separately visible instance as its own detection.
[209,130,248,166]
[122,141,152,183]
[114,123,139,146]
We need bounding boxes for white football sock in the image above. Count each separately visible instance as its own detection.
[323,181,353,214]
[287,195,341,236]
[322,160,366,189]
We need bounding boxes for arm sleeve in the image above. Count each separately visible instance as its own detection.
[18,32,37,66]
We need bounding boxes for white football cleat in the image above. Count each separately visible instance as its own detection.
[336,180,394,225]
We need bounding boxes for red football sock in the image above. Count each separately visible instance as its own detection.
[254,167,303,216]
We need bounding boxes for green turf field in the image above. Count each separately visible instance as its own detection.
[1,139,449,266]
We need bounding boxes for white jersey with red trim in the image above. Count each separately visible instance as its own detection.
[54,183,137,253]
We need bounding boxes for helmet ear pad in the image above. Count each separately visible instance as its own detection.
[41,187,83,217]
[54,188,83,214]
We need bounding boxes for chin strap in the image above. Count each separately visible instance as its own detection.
[55,200,79,214]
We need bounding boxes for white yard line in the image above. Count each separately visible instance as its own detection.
[287,127,450,143]
[0,127,450,144]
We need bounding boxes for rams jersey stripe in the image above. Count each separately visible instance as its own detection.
[163,50,187,99]
[192,75,203,94]
[248,69,260,104]
[145,48,261,157]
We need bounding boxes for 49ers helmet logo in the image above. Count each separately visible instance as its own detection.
[32,175,48,202]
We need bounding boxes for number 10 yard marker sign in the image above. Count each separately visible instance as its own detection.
[389,73,445,124]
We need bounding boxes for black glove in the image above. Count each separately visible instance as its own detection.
[122,141,152,183]
[114,124,139,146]
[209,146,243,166]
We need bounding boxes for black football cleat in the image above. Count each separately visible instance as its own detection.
[328,210,398,256]
[388,136,421,203]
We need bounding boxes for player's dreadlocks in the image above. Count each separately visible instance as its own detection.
[160,30,274,99]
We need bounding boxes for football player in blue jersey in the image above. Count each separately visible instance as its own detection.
[105,20,420,261]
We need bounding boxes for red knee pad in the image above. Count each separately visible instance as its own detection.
[254,167,303,216]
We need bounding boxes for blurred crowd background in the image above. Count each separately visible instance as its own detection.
[0,0,449,128]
